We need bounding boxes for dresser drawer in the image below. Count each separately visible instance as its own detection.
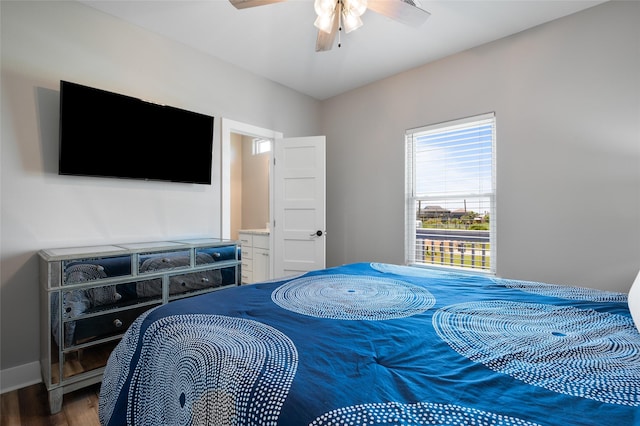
[60,282,161,321]
[138,250,191,275]
[71,303,158,347]
[167,270,225,300]
[56,339,121,382]
[63,254,132,286]
[195,244,237,264]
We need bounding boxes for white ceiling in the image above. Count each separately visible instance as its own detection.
[80,0,606,100]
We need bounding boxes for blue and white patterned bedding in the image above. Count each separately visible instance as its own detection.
[98,262,640,425]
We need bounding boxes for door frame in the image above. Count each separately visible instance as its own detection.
[220,118,283,276]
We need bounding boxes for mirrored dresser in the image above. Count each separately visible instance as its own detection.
[39,238,240,413]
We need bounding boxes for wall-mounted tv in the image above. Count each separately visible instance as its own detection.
[59,80,214,184]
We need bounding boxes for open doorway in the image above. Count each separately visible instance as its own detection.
[221,119,326,282]
[220,118,283,240]
[221,119,283,284]
[229,133,270,240]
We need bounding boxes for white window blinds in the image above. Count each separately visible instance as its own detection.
[405,113,496,272]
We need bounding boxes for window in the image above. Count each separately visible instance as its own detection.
[405,113,496,273]
[252,138,272,155]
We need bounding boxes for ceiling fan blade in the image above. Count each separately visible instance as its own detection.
[229,0,287,9]
[367,0,430,27]
[315,12,339,52]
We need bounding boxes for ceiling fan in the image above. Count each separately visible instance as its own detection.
[229,0,430,52]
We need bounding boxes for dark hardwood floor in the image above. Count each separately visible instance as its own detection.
[1,383,100,426]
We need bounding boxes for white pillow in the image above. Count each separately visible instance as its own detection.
[627,268,640,333]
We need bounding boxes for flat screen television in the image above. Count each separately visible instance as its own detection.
[59,80,214,184]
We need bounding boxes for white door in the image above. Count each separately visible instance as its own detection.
[272,136,326,278]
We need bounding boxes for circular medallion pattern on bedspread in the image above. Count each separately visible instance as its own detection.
[125,314,298,425]
[309,401,541,426]
[272,274,435,320]
[99,309,155,424]
[432,301,640,406]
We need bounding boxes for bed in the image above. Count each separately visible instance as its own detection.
[98,262,640,425]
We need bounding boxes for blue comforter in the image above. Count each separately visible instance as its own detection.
[99,263,640,425]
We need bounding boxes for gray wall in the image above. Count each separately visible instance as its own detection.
[0,1,320,376]
[321,1,640,291]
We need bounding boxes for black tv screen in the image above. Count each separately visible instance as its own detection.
[59,81,214,184]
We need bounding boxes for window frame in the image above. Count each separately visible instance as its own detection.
[405,112,496,274]
[252,138,272,155]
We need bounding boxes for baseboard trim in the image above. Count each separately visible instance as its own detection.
[0,361,42,394]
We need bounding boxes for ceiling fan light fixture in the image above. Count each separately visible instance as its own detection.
[341,11,363,33]
[314,0,337,17]
[338,0,366,34]
[230,0,429,53]
[314,0,338,33]
[314,13,336,33]
[345,0,367,17]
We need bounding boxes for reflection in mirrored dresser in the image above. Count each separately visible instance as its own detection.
[39,238,240,413]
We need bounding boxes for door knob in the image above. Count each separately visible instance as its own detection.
[310,230,325,237]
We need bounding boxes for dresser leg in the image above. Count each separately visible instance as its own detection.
[49,387,63,414]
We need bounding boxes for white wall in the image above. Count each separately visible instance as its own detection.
[0,0,320,378]
[321,1,640,292]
